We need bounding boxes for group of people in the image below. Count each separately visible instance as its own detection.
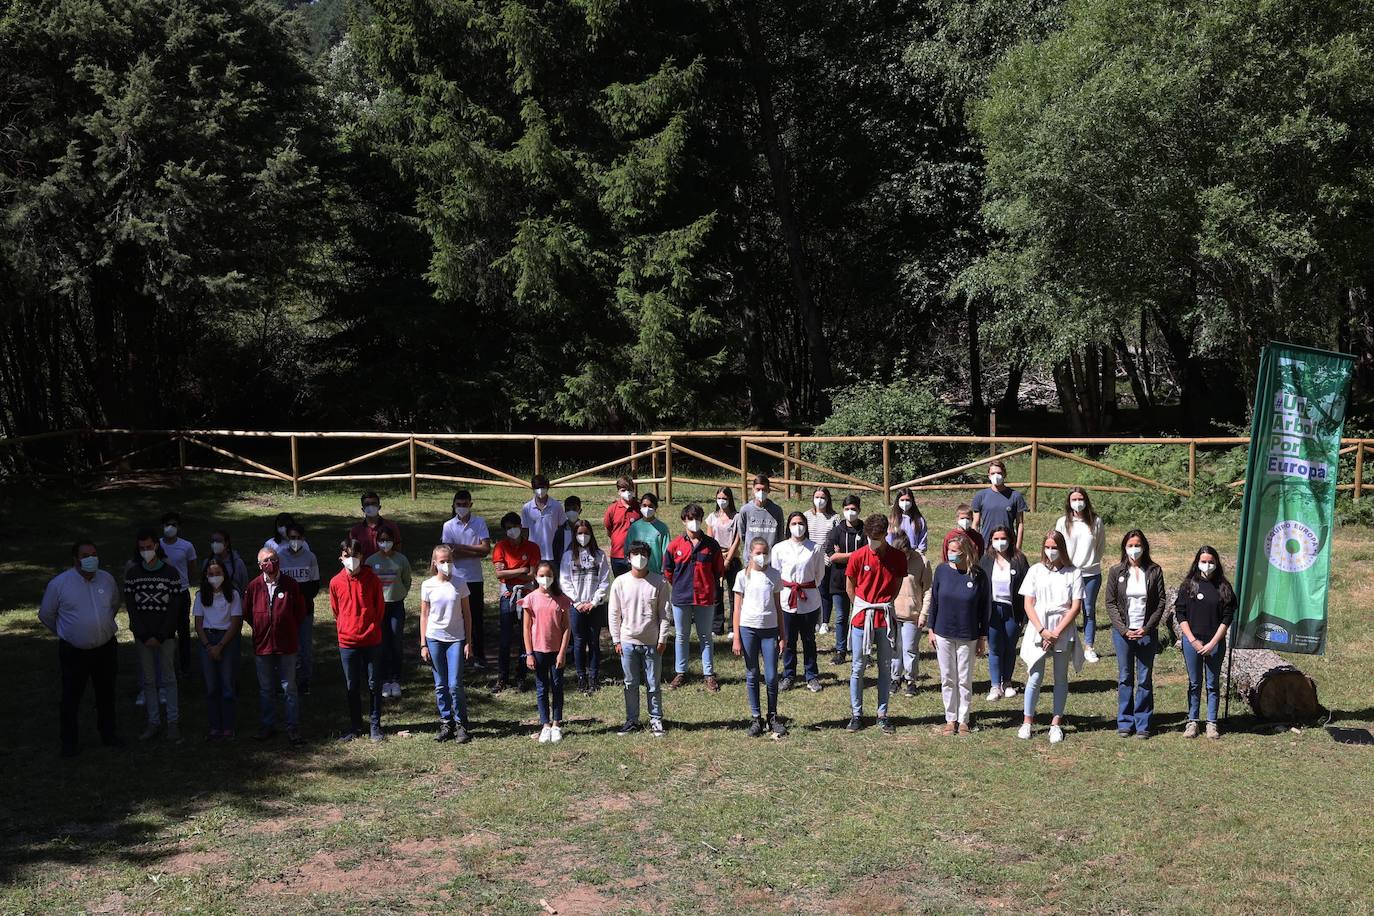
[38,461,1236,756]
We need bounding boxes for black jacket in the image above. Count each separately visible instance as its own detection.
[978,550,1030,622]
[1105,561,1168,636]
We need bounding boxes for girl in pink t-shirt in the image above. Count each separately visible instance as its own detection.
[521,561,573,743]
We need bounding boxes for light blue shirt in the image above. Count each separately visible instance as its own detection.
[39,567,120,649]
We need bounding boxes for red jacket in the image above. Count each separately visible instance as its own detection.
[941,527,985,561]
[602,500,642,560]
[329,566,385,648]
[662,534,725,607]
[242,573,307,656]
[349,518,401,559]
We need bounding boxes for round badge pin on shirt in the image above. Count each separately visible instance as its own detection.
[966,581,974,589]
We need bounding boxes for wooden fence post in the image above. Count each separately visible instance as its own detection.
[989,409,997,458]
[664,436,674,504]
[409,436,418,500]
[882,438,891,504]
[740,437,749,493]
[651,437,659,486]
[1029,440,1040,511]
[1354,441,1365,501]
[290,435,300,498]
[533,436,542,478]
[1188,440,1197,497]
[630,438,637,478]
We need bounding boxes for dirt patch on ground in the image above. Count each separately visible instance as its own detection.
[242,805,345,836]
[249,834,480,899]
[157,845,231,875]
[543,886,616,915]
[566,790,656,823]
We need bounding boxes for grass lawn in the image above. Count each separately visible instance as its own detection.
[1,472,1372,915]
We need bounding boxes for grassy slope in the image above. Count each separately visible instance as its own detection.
[0,472,1371,915]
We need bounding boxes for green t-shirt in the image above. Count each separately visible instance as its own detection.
[365,551,413,603]
[626,518,671,574]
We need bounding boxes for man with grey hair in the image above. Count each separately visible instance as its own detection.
[242,546,307,743]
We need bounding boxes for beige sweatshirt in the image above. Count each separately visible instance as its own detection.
[607,571,671,647]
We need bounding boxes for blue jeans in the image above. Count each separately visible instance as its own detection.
[1181,635,1226,722]
[293,605,315,689]
[849,625,892,718]
[739,626,779,717]
[610,557,631,578]
[339,644,382,734]
[381,600,405,682]
[569,604,604,682]
[673,605,715,676]
[782,609,819,681]
[892,620,920,682]
[1112,629,1156,733]
[427,638,468,725]
[534,650,564,724]
[1024,648,1071,718]
[255,653,298,731]
[829,593,850,653]
[619,643,662,723]
[199,629,239,734]
[498,592,526,681]
[987,602,1020,689]
[1081,575,1102,648]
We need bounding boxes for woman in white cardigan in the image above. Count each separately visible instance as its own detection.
[559,520,612,695]
[1017,530,1084,744]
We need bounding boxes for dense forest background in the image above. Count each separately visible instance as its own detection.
[3,0,1372,439]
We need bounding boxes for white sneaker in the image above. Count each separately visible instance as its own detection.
[549,725,563,743]
[1083,647,1100,664]
[393,682,402,697]
[986,686,1002,702]
[1048,725,1065,744]
[1016,723,1032,740]
[537,725,552,744]
[1002,685,1018,698]
[817,623,829,636]
[724,630,734,642]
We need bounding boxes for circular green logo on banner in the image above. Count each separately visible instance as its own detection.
[1265,520,1320,573]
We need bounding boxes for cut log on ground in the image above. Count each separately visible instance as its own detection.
[1228,648,1322,722]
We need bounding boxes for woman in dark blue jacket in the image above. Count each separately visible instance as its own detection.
[927,532,989,735]
[977,524,1029,702]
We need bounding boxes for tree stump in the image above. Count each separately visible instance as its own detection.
[1227,648,1322,722]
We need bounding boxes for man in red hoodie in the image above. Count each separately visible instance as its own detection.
[243,547,307,743]
[329,538,386,742]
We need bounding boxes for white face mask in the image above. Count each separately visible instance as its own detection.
[1126,546,1144,562]
[813,497,826,510]
[620,489,634,502]
[289,539,303,552]
[342,557,361,573]
[536,575,553,589]
[163,525,177,538]
[378,540,394,553]
[576,533,592,547]
[363,505,379,518]
[207,575,225,589]
[752,553,768,569]
[1044,548,1060,563]
[629,554,649,571]
[506,527,521,541]
[566,510,580,524]
[454,506,470,519]
[844,509,858,522]
[211,540,226,554]
[790,524,806,539]
[990,473,1005,486]
[754,490,766,504]
[898,500,912,512]
[1198,561,1215,577]
[437,561,452,576]
[991,538,1009,553]
[277,525,288,538]
[685,519,700,533]
[957,518,971,530]
[534,487,548,499]
[947,551,962,564]
[867,537,883,551]
[139,549,156,564]
[1071,499,1086,513]
[641,506,656,519]
[716,497,729,509]
[79,555,100,573]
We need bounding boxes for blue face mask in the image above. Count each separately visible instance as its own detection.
[79,555,99,573]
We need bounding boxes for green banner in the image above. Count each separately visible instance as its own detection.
[1234,343,1354,654]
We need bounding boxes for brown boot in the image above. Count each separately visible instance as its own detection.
[704,675,720,693]
[940,722,956,737]
[668,673,687,690]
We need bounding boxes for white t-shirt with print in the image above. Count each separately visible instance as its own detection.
[733,566,782,630]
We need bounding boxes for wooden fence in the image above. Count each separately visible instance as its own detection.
[1,428,1371,507]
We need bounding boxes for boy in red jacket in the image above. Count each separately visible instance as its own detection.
[329,538,386,742]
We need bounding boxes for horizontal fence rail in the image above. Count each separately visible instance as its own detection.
[0,428,1370,507]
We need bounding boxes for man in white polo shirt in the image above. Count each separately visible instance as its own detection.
[441,490,492,668]
[521,474,565,562]
[39,541,123,757]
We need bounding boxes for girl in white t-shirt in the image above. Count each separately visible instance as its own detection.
[732,538,787,738]
[1054,486,1106,663]
[419,545,473,744]
[194,559,243,739]
[1016,530,1084,744]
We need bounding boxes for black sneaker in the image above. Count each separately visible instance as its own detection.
[806,679,823,693]
[298,681,311,696]
[436,721,455,743]
[768,714,788,737]
[831,651,846,666]
[846,716,862,732]
[617,721,639,736]
[489,677,507,693]
[516,679,529,693]
[903,684,917,698]
[454,725,472,744]
[369,726,385,743]
[779,676,795,692]
[746,717,765,738]
[878,717,895,735]
[889,679,902,694]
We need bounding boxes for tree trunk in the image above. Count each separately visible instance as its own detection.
[968,294,983,421]
[1150,301,1208,433]
[1227,648,1322,722]
[1053,359,1085,434]
[1113,330,1153,414]
[1099,342,1117,432]
[999,355,1025,417]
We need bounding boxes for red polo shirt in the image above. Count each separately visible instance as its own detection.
[602,500,642,560]
[941,527,985,561]
[491,538,542,591]
[349,517,401,559]
[846,544,906,629]
[329,565,385,648]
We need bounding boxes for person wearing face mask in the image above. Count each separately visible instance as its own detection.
[549,494,583,570]
[823,495,865,665]
[277,523,321,695]
[158,511,197,676]
[204,529,249,594]
[522,474,566,562]
[709,488,740,639]
[420,545,473,743]
[330,539,387,742]
[804,488,839,637]
[491,512,542,692]
[243,548,306,743]
[889,532,932,698]
[733,537,787,737]
[927,532,989,735]
[441,490,491,669]
[367,534,413,701]
[663,504,725,692]
[771,511,825,693]
[608,541,671,737]
[977,525,1029,701]
[603,475,643,577]
[1055,487,1107,664]
[1105,529,1167,739]
[1017,530,1084,744]
[124,530,184,742]
[264,512,298,554]
[626,493,671,574]
[845,515,907,734]
[1175,545,1235,739]
[39,541,123,756]
[559,520,612,694]
[194,559,243,740]
[972,460,1028,551]
[521,561,573,743]
[940,505,984,562]
[886,489,928,554]
[729,474,785,568]
[349,491,401,559]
